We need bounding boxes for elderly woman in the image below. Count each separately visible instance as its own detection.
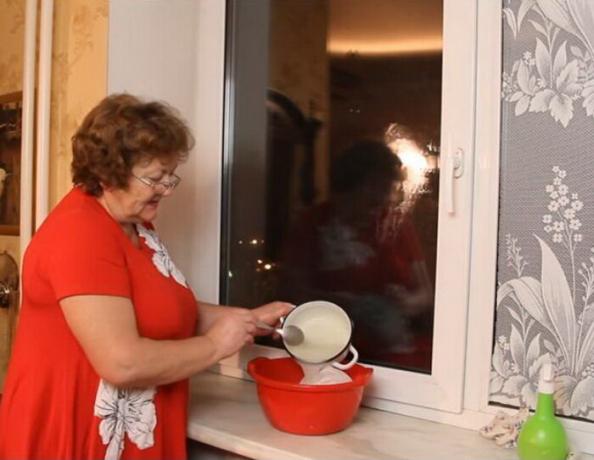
[0,94,291,460]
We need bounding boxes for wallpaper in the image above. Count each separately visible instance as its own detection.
[0,0,25,389]
[49,0,108,208]
[0,0,25,95]
[491,0,594,421]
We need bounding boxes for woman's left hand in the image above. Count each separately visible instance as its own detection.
[252,301,294,335]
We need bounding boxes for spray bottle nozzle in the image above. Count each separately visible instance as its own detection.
[538,362,555,395]
[542,363,553,381]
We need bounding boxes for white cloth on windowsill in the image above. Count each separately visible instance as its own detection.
[479,407,529,448]
[479,407,581,459]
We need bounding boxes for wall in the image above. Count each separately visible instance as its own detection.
[108,0,226,303]
[0,0,108,388]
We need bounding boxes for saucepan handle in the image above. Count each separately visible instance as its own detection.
[331,345,358,370]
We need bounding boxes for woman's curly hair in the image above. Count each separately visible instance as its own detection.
[71,93,194,196]
[330,140,402,195]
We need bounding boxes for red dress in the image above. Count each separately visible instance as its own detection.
[0,187,198,460]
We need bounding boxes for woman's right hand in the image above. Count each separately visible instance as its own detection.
[205,310,257,360]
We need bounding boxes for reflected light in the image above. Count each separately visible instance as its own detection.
[328,38,442,56]
[425,154,438,170]
[388,138,428,191]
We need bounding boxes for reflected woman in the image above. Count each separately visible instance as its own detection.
[282,140,432,361]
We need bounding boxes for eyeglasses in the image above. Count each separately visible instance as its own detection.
[131,173,182,194]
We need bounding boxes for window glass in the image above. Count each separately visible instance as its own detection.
[222,0,442,372]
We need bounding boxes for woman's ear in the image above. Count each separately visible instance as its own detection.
[98,180,113,193]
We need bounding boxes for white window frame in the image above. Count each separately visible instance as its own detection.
[217,0,478,414]
[107,0,594,453]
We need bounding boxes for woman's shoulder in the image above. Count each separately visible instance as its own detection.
[37,187,121,240]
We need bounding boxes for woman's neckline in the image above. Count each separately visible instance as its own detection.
[120,223,140,248]
[84,188,144,250]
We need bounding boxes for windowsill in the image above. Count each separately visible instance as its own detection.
[188,371,521,460]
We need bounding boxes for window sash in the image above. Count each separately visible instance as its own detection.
[218,0,478,413]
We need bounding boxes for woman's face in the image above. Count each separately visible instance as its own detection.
[102,156,179,224]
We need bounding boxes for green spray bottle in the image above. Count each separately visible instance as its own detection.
[517,362,569,460]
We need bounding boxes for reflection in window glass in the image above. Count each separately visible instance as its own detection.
[222,0,442,372]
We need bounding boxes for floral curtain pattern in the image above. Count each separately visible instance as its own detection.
[491,0,594,421]
[502,0,594,127]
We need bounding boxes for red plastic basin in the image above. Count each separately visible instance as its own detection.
[247,357,373,435]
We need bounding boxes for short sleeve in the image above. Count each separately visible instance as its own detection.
[46,211,132,300]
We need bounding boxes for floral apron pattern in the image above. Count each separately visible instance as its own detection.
[94,381,157,460]
[94,224,189,459]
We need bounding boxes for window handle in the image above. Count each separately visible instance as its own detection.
[446,148,464,215]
